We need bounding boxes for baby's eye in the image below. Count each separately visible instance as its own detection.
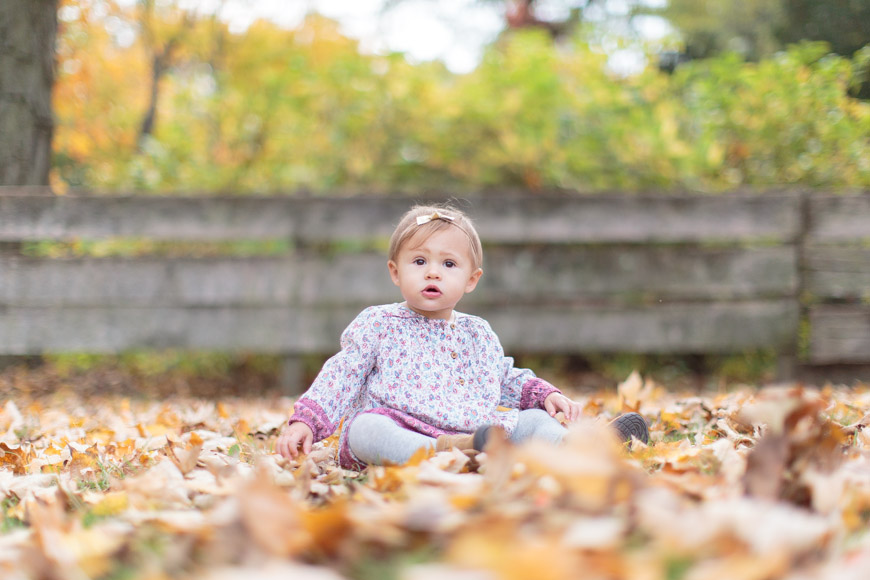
[444,260,456,268]
[413,258,426,266]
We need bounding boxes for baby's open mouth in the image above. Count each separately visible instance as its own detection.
[422,285,441,297]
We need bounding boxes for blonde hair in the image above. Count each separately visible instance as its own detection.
[388,204,483,271]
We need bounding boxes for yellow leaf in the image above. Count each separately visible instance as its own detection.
[659,411,683,432]
[141,423,171,437]
[67,444,100,476]
[156,406,181,428]
[105,438,136,459]
[234,418,251,437]
[87,427,116,445]
[188,431,204,447]
[43,444,64,456]
[448,526,576,580]
[301,501,350,557]
[91,491,129,517]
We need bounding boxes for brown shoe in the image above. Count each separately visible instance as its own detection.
[436,425,499,452]
[435,432,475,452]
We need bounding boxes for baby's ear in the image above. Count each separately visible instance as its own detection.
[387,260,400,286]
[465,268,483,293]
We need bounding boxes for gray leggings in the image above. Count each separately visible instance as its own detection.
[348,408,566,466]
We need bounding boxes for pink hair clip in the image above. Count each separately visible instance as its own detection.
[416,211,455,226]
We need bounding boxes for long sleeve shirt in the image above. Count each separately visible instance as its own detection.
[289,302,560,468]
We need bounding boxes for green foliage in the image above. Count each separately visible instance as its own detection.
[776,0,870,58]
[1,497,26,532]
[651,0,786,60]
[651,0,870,61]
[22,239,291,258]
[670,43,870,188]
[45,350,280,379]
[52,8,870,194]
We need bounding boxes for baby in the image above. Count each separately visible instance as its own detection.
[277,204,648,468]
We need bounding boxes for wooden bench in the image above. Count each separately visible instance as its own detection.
[1,188,868,389]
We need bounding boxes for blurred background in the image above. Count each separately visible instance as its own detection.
[1,0,869,396]
[41,0,870,193]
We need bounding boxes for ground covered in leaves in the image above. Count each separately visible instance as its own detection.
[3,371,870,580]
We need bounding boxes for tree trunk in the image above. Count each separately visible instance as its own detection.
[0,0,58,186]
[138,52,166,147]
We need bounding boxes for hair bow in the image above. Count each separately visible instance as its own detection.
[416,211,455,226]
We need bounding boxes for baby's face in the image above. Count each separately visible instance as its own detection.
[387,227,482,320]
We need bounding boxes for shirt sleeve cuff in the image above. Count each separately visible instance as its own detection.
[519,377,561,410]
[289,398,335,442]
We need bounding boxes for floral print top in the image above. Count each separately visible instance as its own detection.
[289,302,560,468]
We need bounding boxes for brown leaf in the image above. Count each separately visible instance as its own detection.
[165,440,202,475]
[617,370,652,413]
[28,498,130,579]
[66,444,99,478]
[0,442,32,475]
[743,434,789,500]
[237,466,311,557]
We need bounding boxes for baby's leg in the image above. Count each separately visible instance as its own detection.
[507,409,649,446]
[511,408,567,445]
[347,413,436,466]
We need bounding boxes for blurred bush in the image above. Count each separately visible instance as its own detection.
[53,13,870,194]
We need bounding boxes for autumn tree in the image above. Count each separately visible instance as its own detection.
[136,0,201,148]
[0,0,59,186]
[655,0,870,61]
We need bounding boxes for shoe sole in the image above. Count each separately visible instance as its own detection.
[472,426,491,451]
[612,413,649,445]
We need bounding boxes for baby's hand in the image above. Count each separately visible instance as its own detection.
[544,392,582,422]
[276,422,314,459]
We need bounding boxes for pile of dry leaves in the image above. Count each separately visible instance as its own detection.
[3,371,870,580]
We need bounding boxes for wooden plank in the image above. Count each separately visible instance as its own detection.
[0,255,395,307]
[0,256,303,306]
[466,193,802,244]
[804,245,870,300]
[808,306,870,364]
[0,301,799,355]
[0,246,796,307]
[0,194,300,241]
[479,246,796,302]
[0,306,359,354]
[0,192,802,243]
[807,194,870,243]
[479,301,799,353]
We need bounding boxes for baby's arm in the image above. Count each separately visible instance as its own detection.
[499,358,560,409]
[278,306,381,458]
[499,352,582,421]
[276,421,313,459]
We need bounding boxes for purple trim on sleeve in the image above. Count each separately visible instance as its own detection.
[289,399,336,442]
[519,378,561,411]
